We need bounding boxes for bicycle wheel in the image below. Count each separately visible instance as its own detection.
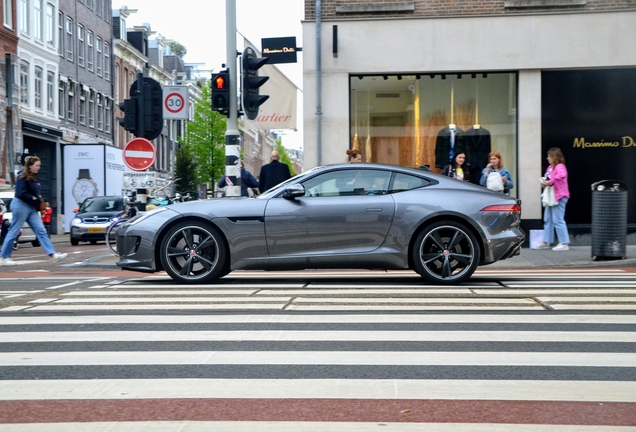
[106,220,124,255]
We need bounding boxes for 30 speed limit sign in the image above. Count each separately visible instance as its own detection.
[162,86,189,120]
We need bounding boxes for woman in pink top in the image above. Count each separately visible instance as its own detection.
[533,147,571,251]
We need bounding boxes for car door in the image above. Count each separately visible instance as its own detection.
[264,168,395,257]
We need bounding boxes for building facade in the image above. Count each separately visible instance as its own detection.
[0,0,20,186]
[302,0,636,238]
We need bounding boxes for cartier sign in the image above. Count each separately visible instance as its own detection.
[261,37,298,64]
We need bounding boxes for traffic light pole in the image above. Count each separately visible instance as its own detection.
[224,0,241,197]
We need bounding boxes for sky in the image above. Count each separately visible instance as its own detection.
[116,0,305,149]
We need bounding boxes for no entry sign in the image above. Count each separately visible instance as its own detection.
[124,138,156,171]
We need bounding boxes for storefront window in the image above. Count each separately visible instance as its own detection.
[350,72,518,193]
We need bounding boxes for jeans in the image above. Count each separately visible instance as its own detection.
[1,197,56,258]
[543,197,570,245]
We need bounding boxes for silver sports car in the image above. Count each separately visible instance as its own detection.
[115,163,524,285]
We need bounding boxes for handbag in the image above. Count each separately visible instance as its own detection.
[486,170,504,192]
[542,185,558,207]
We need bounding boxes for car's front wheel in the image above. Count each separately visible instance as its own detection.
[412,221,480,285]
[159,221,228,284]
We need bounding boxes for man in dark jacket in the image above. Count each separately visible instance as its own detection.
[258,151,291,193]
[218,164,259,197]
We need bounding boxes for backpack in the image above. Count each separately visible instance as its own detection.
[486,170,504,192]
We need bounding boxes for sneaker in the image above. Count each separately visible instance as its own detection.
[531,242,551,250]
[50,252,68,264]
[0,257,17,266]
[552,243,570,251]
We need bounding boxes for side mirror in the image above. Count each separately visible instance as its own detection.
[283,183,305,199]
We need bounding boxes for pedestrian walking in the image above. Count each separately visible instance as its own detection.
[218,162,259,197]
[0,156,68,266]
[258,150,292,193]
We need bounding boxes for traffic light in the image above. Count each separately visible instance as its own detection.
[241,46,269,120]
[211,70,230,116]
[118,97,138,133]
[117,76,163,140]
[140,77,163,141]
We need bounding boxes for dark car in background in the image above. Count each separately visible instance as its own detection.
[115,163,525,285]
[70,196,124,245]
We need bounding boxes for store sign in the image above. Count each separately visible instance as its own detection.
[542,68,636,225]
[261,37,298,64]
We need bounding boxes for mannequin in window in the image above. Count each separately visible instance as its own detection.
[464,124,492,185]
[435,124,469,170]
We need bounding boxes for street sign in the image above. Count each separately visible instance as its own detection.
[123,138,156,172]
[163,86,189,120]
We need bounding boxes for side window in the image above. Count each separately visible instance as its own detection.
[301,169,392,197]
[390,173,431,193]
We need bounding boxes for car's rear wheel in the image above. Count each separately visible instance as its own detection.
[159,221,228,284]
[412,221,480,285]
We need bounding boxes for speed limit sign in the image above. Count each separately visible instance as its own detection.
[162,86,189,120]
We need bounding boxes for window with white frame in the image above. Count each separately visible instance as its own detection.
[105,98,111,133]
[67,81,75,121]
[87,31,93,71]
[3,0,13,29]
[46,71,54,113]
[88,90,95,127]
[65,17,73,61]
[45,3,54,46]
[58,81,65,118]
[97,93,103,130]
[77,24,85,67]
[104,43,110,80]
[96,37,102,76]
[20,61,28,104]
[20,0,28,33]
[79,88,86,125]
[34,0,43,40]
[34,67,43,109]
[57,11,63,55]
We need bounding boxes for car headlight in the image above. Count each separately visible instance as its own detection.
[72,217,81,225]
[129,206,169,226]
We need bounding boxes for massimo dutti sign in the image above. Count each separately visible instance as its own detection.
[261,37,298,64]
[542,68,636,225]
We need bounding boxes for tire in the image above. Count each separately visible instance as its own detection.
[412,221,480,285]
[159,221,228,284]
[70,237,79,246]
[106,220,123,255]
[90,240,98,245]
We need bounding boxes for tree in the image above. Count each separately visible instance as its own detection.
[168,41,187,58]
[174,146,198,198]
[274,140,296,176]
[180,81,226,188]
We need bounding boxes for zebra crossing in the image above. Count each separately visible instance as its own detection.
[2,268,636,312]
[0,270,635,429]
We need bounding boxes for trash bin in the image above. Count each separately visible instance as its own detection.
[591,179,628,260]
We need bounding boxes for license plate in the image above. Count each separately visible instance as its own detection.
[88,228,105,233]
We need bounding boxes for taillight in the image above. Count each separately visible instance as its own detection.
[481,204,521,214]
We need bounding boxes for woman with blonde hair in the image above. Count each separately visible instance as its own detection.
[479,150,514,194]
[533,147,571,251]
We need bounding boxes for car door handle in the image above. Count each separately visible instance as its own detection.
[365,208,384,213]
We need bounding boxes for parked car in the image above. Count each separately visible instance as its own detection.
[0,191,39,247]
[115,163,525,285]
[70,196,124,245]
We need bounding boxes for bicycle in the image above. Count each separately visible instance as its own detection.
[106,199,140,255]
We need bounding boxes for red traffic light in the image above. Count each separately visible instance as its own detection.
[214,75,228,90]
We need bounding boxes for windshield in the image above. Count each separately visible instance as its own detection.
[257,166,325,199]
[79,197,123,213]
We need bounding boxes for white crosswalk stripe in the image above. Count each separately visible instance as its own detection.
[0,270,635,429]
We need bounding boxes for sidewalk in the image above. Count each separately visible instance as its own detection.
[48,234,636,270]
